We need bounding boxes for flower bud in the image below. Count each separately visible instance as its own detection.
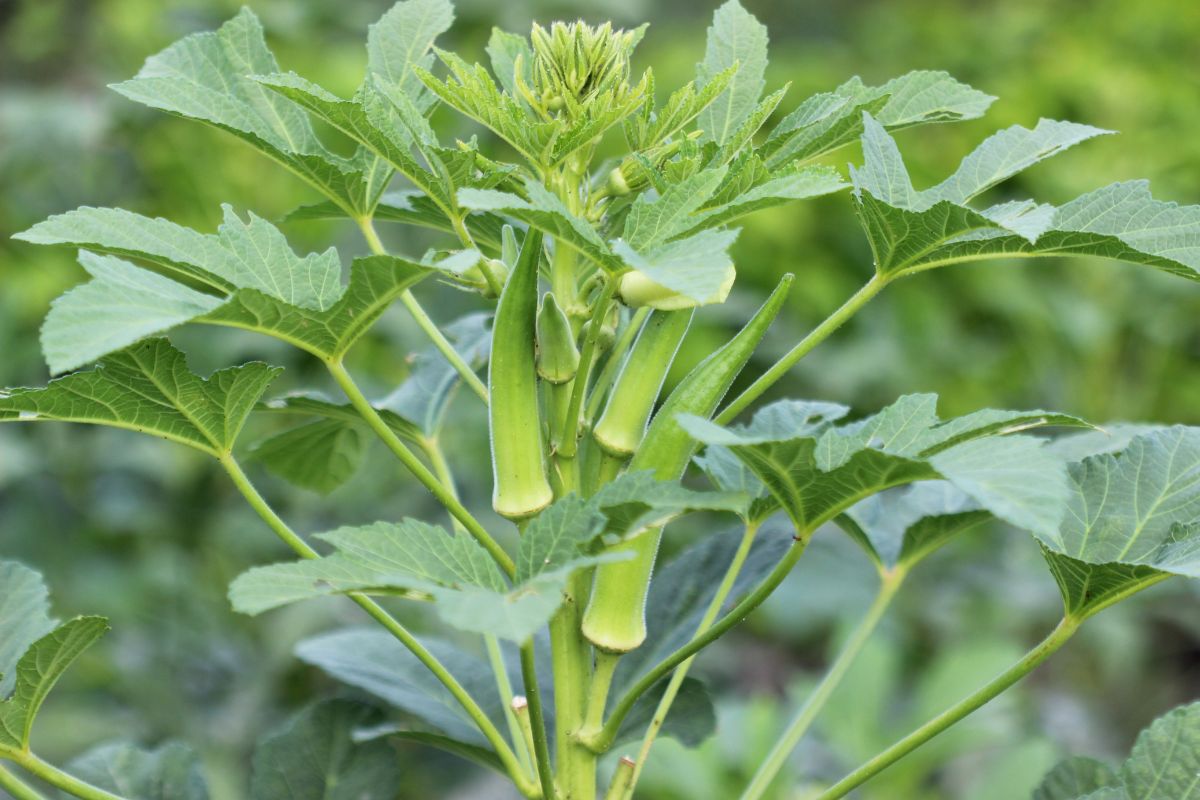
[617,268,736,310]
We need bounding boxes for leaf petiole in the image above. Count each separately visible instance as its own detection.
[741,566,907,800]
[813,616,1081,800]
[0,765,45,800]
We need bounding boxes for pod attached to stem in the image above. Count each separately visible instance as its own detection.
[582,275,794,652]
[593,308,693,457]
[489,230,554,520]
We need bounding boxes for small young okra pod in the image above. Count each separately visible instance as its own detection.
[489,230,554,519]
[536,292,580,384]
[592,308,693,457]
[582,275,795,652]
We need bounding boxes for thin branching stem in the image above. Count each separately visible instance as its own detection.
[741,568,906,800]
[325,358,516,578]
[814,617,1081,800]
[622,521,761,794]
[557,281,617,460]
[8,753,125,800]
[717,274,887,424]
[358,216,490,403]
[218,455,536,798]
[585,536,810,752]
[0,765,45,800]
[521,641,558,800]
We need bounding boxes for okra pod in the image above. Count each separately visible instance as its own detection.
[489,230,554,519]
[582,274,794,651]
[536,292,580,384]
[592,309,694,457]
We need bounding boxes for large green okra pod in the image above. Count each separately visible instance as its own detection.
[592,309,694,457]
[489,230,554,519]
[582,274,794,652]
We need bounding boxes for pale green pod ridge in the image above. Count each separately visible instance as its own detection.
[582,274,794,651]
[489,230,554,519]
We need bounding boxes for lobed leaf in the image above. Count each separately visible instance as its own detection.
[682,394,1088,539]
[366,0,455,112]
[1034,702,1200,800]
[109,8,389,217]
[252,419,368,494]
[1035,427,1200,578]
[696,0,768,145]
[851,115,1200,280]
[839,482,990,570]
[0,617,109,751]
[764,70,995,168]
[0,339,280,456]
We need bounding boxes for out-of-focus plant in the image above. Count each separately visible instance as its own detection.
[2,2,1199,799]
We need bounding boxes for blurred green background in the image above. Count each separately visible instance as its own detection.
[1,0,1198,798]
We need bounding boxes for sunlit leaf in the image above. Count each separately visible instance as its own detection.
[851,115,1200,281]
[0,339,280,456]
[695,0,768,145]
[682,395,1086,538]
[109,8,388,217]
[0,563,57,699]
[366,0,455,112]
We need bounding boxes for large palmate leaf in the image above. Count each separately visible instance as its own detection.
[65,742,210,800]
[695,0,768,146]
[199,254,429,360]
[366,0,455,112]
[850,114,1200,281]
[679,161,847,235]
[295,629,511,747]
[250,700,402,800]
[109,8,389,217]
[0,617,109,752]
[251,418,368,495]
[16,205,342,308]
[1036,427,1200,576]
[838,481,990,570]
[763,70,996,168]
[250,72,458,214]
[0,562,57,698]
[41,253,224,375]
[16,207,425,372]
[232,475,740,641]
[620,167,729,250]
[681,394,1087,539]
[1031,427,1200,620]
[0,339,280,456]
[1033,702,1200,800]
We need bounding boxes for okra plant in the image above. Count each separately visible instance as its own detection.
[3,1,1200,798]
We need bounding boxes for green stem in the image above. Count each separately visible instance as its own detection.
[583,651,622,735]
[358,217,490,404]
[219,456,536,798]
[487,634,535,777]
[0,765,45,800]
[741,568,906,800]
[551,570,598,799]
[604,757,636,800]
[623,521,760,793]
[421,436,466,534]
[8,753,125,800]
[325,358,515,578]
[716,274,886,425]
[557,282,617,460]
[521,642,558,800]
[814,617,1081,800]
[586,538,809,752]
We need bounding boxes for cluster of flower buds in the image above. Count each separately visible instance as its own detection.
[516,21,641,120]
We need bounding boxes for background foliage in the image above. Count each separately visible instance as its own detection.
[1,0,1197,797]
